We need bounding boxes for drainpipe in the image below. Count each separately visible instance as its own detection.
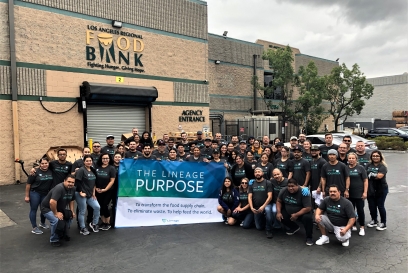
[9,0,20,182]
[253,54,257,111]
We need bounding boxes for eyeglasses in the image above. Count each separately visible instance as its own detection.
[93,146,101,148]
[241,182,248,185]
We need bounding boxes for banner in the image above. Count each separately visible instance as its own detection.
[115,160,226,227]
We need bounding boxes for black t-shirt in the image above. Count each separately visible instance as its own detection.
[357,153,371,168]
[337,155,348,165]
[239,191,249,208]
[290,158,311,186]
[302,152,313,163]
[233,166,246,186]
[152,150,169,161]
[348,165,367,198]
[71,159,84,173]
[248,179,272,209]
[256,162,274,180]
[274,158,293,178]
[185,156,204,162]
[222,192,234,207]
[366,163,388,197]
[28,169,53,195]
[137,155,158,160]
[321,161,349,193]
[124,150,143,159]
[194,140,205,149]
[270,178,288,203]
[310,157,326,191]
[319,196,355,226]
[95,165,116,189]
[101,145,115,156]
[41,183,76,214]
[278,187,312,215]
[319,144,339,161]
[49,160,72,188]
[75,167,96,198]
[177,153,190,161]
[90,153,100,166]
[200,147,213,160]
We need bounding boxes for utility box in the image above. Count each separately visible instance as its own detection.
[236,116,280,140]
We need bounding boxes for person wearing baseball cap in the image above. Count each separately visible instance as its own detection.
[289,136,299,152]
[318,149,350,197]
[101,135,115,156]
[237,140,247,155]
[201,137,213,160]
[152,139,169,160]
[290,145,311,192]
[310,145,326,192]
[194,131,204,149]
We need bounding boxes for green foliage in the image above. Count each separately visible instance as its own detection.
[294,62,328,134]
[324,63,374,130]
[373,137,406,151]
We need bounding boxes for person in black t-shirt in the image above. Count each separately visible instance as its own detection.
[124,127,139,145]
[124,141,143,159]
[256,153,274,180]
[25,157,54,234]
[356,141,370,168]
[41,174,76,247]
[71,147,91,174]
[152,139,169,160]
[91,142,102,166]
[248,168,273,238]
[309,146,326,192]
[276,178,313,246]
[319,133,339,161]
[176,143,190,160]
[185,146,205,162]
[315,184,356,247]
[231,154,255,187]
[230,177,252,228]
[217,177,240,224]
[274,146,293,178]
[270,168,288,229]
[101,135,116,156]
[288,145,311,187]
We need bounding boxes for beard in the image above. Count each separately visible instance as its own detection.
[255,174,263,180]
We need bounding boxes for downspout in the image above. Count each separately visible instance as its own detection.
[9,0,20,182]
[253,54,257,111]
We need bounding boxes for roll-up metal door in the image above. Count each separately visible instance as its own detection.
[87,105,146,143]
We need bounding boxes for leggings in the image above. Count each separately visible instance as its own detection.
[349,198,365,227]
[96,190,113,218]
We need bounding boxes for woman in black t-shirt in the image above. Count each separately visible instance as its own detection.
[95,153,116,230]
[256,153,274,180]
[230,177,252,228]
[274,146,293,178]
[25,157,53,234]
[217,177,240,224]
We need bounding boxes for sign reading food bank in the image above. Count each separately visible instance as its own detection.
[86,25,145,73]
[116,160,226,227]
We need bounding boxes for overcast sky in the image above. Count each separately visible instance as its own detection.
[205,0,408,78]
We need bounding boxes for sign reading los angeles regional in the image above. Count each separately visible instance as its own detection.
[116,160,226,227]
[86,25,145,73]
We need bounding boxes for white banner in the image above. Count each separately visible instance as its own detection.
[116,197,222,227]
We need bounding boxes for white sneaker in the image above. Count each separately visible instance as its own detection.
[376,223,387,231]
[342,239,349,247]
[352,226,357,231]
[359,228,365,236]
[315,236,330,245]
[367,220,377,227]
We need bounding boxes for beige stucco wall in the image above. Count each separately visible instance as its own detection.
[0,3,9,61]
[0,100,15,185]
[14,6,207,81]
[152,105,210,138]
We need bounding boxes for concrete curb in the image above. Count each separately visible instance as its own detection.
[379,150,407,154]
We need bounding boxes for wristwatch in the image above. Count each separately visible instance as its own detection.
[346,188,349,191]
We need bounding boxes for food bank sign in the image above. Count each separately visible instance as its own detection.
[85,25,145,73]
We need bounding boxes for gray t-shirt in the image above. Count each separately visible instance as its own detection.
[357,153,370,168]
[290,158,311,186]
[75,167,96,198]
[41,183,76,214]
[319,196,355,227]
[248,179,272,209]
[321,161,349,193]
[278,187,312,215]
[28,169,53,195]
[348,165,367,199]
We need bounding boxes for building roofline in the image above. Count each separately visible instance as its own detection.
[295,53,338,64]
[208,33,263,47]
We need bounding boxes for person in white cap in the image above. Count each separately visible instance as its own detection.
[289,136,299,152]
[101,135,115,156]
[318,149,350,198]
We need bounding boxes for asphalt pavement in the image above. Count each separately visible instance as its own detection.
[0,153,407,273]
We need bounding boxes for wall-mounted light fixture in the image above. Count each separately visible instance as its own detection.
[215,60,221,64]
[223,31,228,37]
[112,20,123,28]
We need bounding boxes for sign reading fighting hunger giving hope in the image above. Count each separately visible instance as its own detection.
[116,160,226,227]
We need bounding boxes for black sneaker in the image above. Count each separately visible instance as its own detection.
[101,223,111,231]
[286,227,300,235]
[89,222,99,233]
[266,231,273,239]
[51,241,61,247]
[99,223,106,230]
[80,227,90,235]
[306,238,314,246]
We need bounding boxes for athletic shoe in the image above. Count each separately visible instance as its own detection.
[101,223,111,231]
[315,236,330,245]
[352,226,358,231]
[306,238,314,246]
[359,228,365,236]
[367,220,378,227]
[376,223,387,231]
[286,227,300,235]
[51,241,61,247]
[31,227,43,235]
[342,239,349,247]
[39,223,49,229]
[99,223,105,230]
[89,222,100,232]
[266,231,273,239]
[240,222,243,227]
[80,228,90,235]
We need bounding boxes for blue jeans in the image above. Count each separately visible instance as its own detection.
[232,211,253,229]
[43,211,72,242]
[29,191,47,228]
[368,187,388,224]
[271,203,282,229]
[75,192,100,228]
[253,204,272,231]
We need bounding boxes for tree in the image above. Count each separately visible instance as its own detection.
[263,45,296,140]
[294,62,328,134]
[324,63,374,131]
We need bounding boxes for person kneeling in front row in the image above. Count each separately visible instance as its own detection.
[217,177,240,224]
[276,178,314,246]
[315,184,356,247]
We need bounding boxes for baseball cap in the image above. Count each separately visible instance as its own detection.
[157,139,165,145]
[240,140,247,144]
[197,131,203,135]
[328,149,338,156]
[205,137,211,141]
[106,135,114,139]
[212,149,220,154]
[311,145,319,150]
[290,136,298,141]
[275,142,284,147]
[292,145,303,151]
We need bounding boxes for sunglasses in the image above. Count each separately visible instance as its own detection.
[93,146,101,148]
[343,140,351,142]
[241,182,248,185]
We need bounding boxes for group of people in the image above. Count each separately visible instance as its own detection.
[217,132,388,247]
[25,128,388,247]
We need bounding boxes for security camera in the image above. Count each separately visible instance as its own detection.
[204,80,208,83]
